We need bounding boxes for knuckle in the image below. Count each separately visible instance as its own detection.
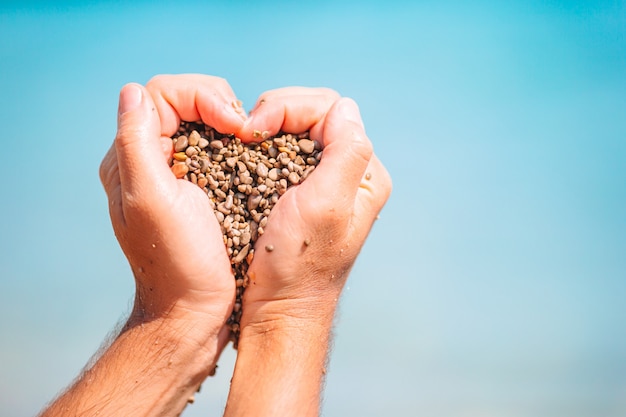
[315,87,341,100]
[145,74,167,90]
[211,75,229,87]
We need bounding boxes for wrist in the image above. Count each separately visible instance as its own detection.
[124,307,226,376]
[239,296,338,338]
[225,301,336,417]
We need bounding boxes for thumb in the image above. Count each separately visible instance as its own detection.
[115,83,172,197]
[306,98,373,209]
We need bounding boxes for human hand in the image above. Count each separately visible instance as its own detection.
[40,76,248,417]
[99,76,245,352]
[237,87,392,331]
[223,88,391,417]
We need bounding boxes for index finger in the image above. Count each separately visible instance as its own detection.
[146,74,246,137]
[238,87,340,142]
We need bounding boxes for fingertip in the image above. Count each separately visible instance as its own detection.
[118,83,143,117]
[323,97,372,158]
[334,97,364,128]
[114,82,169,194]
[197,89,247,134]
[116,83,159,145]
[238,114,279,142]
[308,97,373,206]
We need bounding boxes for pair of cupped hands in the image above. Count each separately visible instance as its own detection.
[99,74,391,370]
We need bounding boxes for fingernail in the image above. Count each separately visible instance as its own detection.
[118,83,143,116]
[337,98,363,126]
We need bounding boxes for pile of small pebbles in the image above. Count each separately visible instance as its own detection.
[169,122,322,347]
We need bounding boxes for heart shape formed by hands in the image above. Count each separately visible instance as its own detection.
[135,74,390,354]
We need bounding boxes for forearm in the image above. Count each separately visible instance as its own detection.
[40,315,221,417]
[224,302,337,417]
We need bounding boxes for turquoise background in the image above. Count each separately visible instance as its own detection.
[1,1,625,416]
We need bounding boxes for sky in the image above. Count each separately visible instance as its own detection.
[1,1,625,416]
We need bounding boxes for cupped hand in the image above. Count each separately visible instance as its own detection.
[237,87,392,326]
[99,75,245,342]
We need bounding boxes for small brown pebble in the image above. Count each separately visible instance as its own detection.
[185,146,198,157]
[256,163,269,178]
[226,157,237,168]
[298,139,315,154]
[173,152,187,162]
[265,244,274,252]
[365,172,372,180]
[174,136,188,152]
[304,238,311,246]
[288,171,300,185]
[189,130,201,146]
[247,194,262,211]
[210,140,224,149]
[273,137,286,147]
[268,168,279,181]
[171,163,189,178]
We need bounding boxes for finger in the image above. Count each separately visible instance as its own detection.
[114,83,175,199]
[239,87,340,142]
[302,98,373,210]
[146,74,246,136]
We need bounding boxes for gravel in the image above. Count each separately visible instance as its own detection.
[169,122,322,347]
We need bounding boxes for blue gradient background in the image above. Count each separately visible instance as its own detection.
[1,1,625,416]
